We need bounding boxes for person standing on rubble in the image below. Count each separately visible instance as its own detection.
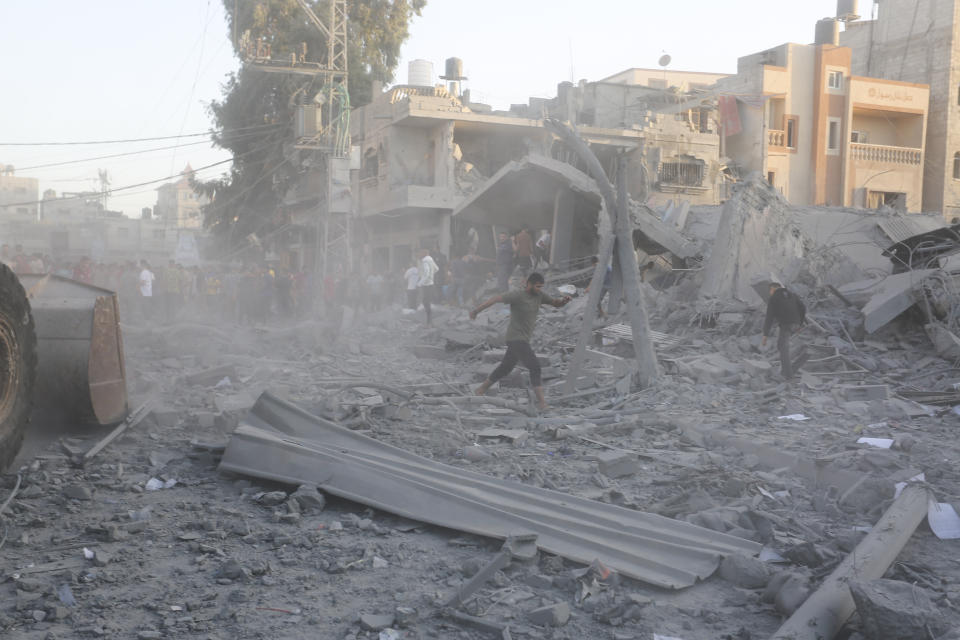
[470,272,571,410]
[762,282,806,380]
[496,231,514,292]
[417,249,439,325]
[513,227,534,278]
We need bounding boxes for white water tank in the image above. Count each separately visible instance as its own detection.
[408,59,433,87]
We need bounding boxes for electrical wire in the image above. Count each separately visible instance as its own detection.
[0,122,283,147]
[1,134,285,208]
[13,126,276,172]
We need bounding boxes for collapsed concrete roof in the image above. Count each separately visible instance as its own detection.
[452,155,601,230]
[698,176,950,307]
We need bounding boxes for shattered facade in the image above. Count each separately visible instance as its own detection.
[718,41,929,213]
[349,71,726,272]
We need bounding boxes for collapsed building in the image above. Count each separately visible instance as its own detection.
[348,61,726,272]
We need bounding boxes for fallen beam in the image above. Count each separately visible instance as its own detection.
[219,393,760,589]
[771,484,929,640]
[80,400,154,465]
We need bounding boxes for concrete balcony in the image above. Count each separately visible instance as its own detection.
[850,143,921,165]
[768,129,785,147]
[357,181,461,217]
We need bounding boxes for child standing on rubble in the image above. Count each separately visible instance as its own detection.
[470,272,571,410]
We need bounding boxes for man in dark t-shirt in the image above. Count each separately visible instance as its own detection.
[470,272,571,410]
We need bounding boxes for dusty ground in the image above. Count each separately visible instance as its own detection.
[2,288,960,640]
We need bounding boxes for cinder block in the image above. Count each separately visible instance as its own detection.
[836,384,888,402]
[597,450,637,478]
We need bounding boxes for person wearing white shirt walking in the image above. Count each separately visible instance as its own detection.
[417,249,439,325]
[139,260,155,322]
[403,261,420,309]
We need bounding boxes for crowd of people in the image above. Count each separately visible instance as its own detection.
[1,226,554,328]
[1,243,315,326]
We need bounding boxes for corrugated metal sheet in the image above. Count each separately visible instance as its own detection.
[877,218,918,243]
[220,393,760,590]
[599,323,683,347]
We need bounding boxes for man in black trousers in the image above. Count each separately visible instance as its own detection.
[470,272,571,410]
[762,282,806,380]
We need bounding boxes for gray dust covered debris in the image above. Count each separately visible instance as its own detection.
[3,178,960,639]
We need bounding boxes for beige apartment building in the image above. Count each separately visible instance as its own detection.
[0,167,39,220]
[841,0,960,219]
[600,68,728,92]
[719,41,929,212]
[154,164,207,229]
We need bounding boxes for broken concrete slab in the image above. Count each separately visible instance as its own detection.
[925,322,960,359]
[528,602,570,627]
[835,384,889,402]
[849,579,949,640]
[718,553,771,589]
[837,269,939,333]
[184,364,237,387]
[219,392,761,590]
[772,485,929,640]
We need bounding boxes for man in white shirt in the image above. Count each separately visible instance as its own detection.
[139,260,155,322]
[417,249,439,325]
[403,262,420,309]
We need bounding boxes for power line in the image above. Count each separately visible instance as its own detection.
[1,136,283,208]
[14,126,278,172]
[16,140,211,171]
[0,123,283,147]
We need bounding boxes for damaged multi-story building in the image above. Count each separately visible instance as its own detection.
[348,59,727,272]
[718,16,930,213]
[841,0,960,219]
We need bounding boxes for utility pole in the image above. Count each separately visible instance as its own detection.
[241,0,350,282]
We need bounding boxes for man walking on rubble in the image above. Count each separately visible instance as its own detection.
[762,281,806,380]
[417,248,440,325]
[470,272,571,410]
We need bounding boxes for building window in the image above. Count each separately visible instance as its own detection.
[827,118,842,155]
[954,152,960,180]
[827,70,843,90]
[851,130,868,143]
[767,171,776,186]
[657,156,705,187]
[786,116,798,149]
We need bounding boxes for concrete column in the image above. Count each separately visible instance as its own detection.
[438,212,452,257]
[552,188,575,267]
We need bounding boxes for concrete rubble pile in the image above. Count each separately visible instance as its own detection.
[2,181,960,638]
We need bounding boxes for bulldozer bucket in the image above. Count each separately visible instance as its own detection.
[18,274,128,426]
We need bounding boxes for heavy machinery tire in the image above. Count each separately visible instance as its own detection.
[0,264,37,471]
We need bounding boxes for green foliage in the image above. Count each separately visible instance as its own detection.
[199,0,425,242]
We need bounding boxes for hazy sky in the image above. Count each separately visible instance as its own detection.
[0,0,845,218]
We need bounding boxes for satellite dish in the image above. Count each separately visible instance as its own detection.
[658,54,672,68]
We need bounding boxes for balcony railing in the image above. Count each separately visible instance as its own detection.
[850,143,921,165]
[768,129,785,147]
